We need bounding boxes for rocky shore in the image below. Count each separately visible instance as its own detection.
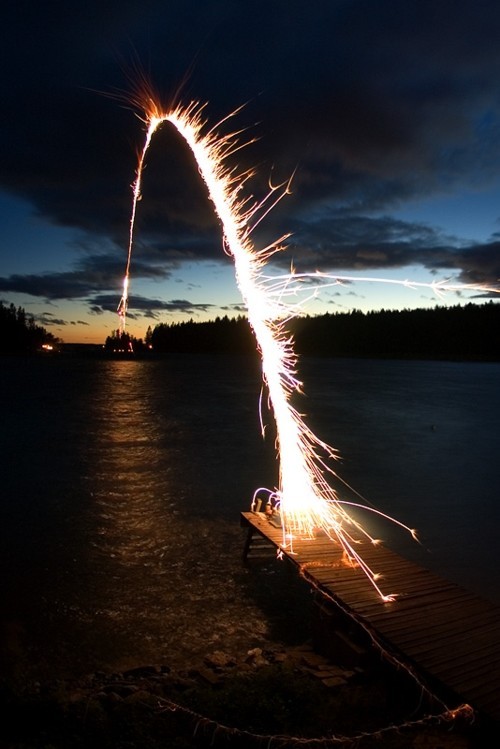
[1,638,480,748]
[0,520,491,747]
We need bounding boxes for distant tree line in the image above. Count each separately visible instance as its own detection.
[0,302,60,353]
[292,302,500,360]
[103,329,151,354]
[150,315,255,354]
[149,303,500,361]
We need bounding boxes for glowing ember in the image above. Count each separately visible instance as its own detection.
[119,93,498,600]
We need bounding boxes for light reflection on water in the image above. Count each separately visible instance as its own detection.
[59,358,276,678]
[0,354,499,683]
[0,355,281,683]
[87,360,176,569]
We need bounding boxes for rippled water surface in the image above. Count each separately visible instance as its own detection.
[1,354,499,683]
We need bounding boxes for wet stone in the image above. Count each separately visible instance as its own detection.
[300,652,331,669]
[104,691,123,704]
[204,651,236,669]
[195,667,223,686]
[123,665,160,679]
[246,647,263,658]
[271,652,288,663]
[124,689,159,706]
[102,683,138,697]
[321,675,347,688]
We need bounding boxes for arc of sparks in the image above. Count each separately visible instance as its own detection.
[261,271,500,304]
[120,97,499,600]
[117,113,164,329]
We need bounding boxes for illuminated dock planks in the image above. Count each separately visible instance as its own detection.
[241,510,500,722]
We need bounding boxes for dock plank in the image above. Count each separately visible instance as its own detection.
[241,511,500,722]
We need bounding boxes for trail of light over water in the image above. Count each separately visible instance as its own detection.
[119,99,498,600]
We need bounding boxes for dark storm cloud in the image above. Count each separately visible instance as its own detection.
[2,0,500,296]
[262,213,500,290]
[0,253,175,300]
[91,293,215,318]
[0,271,100,300]
[35,313,68,327]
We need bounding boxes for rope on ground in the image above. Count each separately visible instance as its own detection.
[154,686,473,748]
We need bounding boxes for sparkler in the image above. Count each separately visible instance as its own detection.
[120,93,499,600]
[117,109,164,329]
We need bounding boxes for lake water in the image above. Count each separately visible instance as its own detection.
[1,354,499,683]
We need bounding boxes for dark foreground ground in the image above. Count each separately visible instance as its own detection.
[0,644,484,749]
[0,529,494,748]
[1,614,491,749]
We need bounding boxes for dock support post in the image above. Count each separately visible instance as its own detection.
[242,526,254,563]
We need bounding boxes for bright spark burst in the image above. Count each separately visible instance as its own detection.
[119,95,499,601]
[261,271,500,307]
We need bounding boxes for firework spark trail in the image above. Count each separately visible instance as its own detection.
[261,271,500,304]
[117,114,165,330]
[121,99,499,600]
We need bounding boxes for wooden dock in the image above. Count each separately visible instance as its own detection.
[241,510,500,723]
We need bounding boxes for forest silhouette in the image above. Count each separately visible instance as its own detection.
[3,300,497,359]
[148,302,500,361]
[0,302,60,353]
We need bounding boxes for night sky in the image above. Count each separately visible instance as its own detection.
[1,0,500,343]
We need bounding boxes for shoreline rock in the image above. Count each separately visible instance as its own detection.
[1,640,480,748]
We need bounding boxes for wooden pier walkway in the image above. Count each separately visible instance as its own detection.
[241,510,500,723]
